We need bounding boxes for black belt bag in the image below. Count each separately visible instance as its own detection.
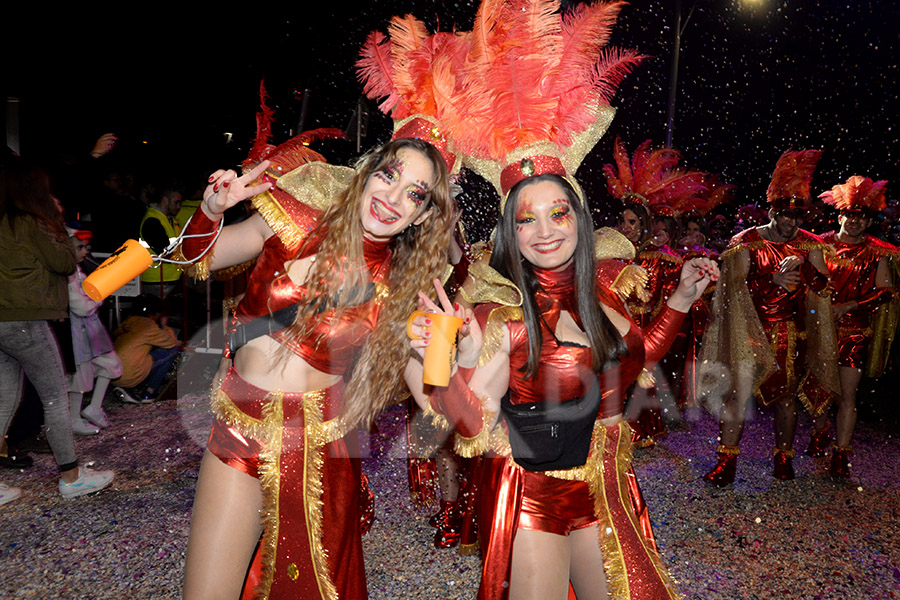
[500,380,601,472]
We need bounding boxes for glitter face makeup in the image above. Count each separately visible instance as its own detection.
[360,148,435,242]
[514,179,579,272]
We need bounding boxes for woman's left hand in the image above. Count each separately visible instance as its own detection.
[668,257,720,311]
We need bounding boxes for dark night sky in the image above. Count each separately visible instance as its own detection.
[5,1,899,233]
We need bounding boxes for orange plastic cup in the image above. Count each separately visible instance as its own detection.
[82,239,154,301]
[406,310,464,387]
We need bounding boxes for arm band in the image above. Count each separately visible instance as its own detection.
[180,208,221,261]
[433,368,485,439]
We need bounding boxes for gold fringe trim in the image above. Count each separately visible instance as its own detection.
[253,191,310,253]
[212,258,255,281]
[772,448,796,458]
[421,401,452,432]
[212,387,343,599]
[254,391,284,600]
[593,422,681,599]
[588,424,631,600]
[176,243,212,281]
[301,389,339,600]
[826,242,900,269]
[210,388,279,445]
[637,248,683,264]
[611,264,650,303]
[479,306,523,367]
[716,444,741,456]
[453,395,497,458]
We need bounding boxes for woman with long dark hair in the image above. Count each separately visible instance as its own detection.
[408,171,716,599]
[0,158,115,504]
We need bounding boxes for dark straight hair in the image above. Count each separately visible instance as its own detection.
[489,174,623,378]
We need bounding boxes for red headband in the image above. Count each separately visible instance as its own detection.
[393,117,457,173]
[500,155,567,196]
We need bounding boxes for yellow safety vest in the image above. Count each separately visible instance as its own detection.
[140,206,183,283]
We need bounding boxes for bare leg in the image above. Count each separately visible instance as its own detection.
[184,449,264,600]
[773,397,798,451]
[509,529,571,600]
[569,525,610,600]
[835,366,862,447]
[87,375,111,412]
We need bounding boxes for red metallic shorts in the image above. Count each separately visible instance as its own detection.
[837,332,869,369]
[206,367,341,478]
[518,470,599,536]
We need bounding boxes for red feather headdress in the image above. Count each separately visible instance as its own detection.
[603,138,708,217]
[819,175,888,214]
[357,17,470,173]
[766,149,823,209]
[446,0,644,207]
[242,80,347,175]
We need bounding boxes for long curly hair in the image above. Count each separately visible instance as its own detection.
[283,138,455,428]
[489,174,623,378]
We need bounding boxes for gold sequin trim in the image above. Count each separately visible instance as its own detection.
[453,395,497,458]
[301,389,339,600]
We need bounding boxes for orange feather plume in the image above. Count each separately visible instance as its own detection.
[766,149,823,206]
[819,175,888,213]
[603,138,708,215]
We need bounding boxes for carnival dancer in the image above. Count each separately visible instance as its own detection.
[817,176,899,477]
[181,128,457,600]
[699,149,840,485]
[603,138,707,446]
[406,1,719,598]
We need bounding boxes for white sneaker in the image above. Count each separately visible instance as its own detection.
[71,418,100,436]
[81,406,109,429]
[0,483,22,506]
[114,386,142,404]
[59,466,115,499]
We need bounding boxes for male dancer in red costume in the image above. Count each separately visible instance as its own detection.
[817,176,899,477]
[701,149,840,485]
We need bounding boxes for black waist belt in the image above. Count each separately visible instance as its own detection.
[227,283,376,354]
[501,379,601,472]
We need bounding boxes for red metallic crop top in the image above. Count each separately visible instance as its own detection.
[497,266,647,419]
[233,231,392,375]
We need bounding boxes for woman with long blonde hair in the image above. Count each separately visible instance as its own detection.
[181,136,455,599]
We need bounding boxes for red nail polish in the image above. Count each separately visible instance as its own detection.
[213,184,219,192]
[208,175,215,182]
[223,181,230,188]
[454,303,460,311]
[425,319,432,326]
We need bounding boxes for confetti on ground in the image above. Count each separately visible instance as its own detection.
[1,352,898,599]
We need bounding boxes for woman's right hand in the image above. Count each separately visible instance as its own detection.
[202,160,273,220]
[409,279,482,369]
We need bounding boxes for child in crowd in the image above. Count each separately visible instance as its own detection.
[67,228,123,433]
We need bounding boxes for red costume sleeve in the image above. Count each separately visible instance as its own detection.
[857,287,895,310]
[179,208,221,261]
[642,304,688,366]
[433,367,485,438]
